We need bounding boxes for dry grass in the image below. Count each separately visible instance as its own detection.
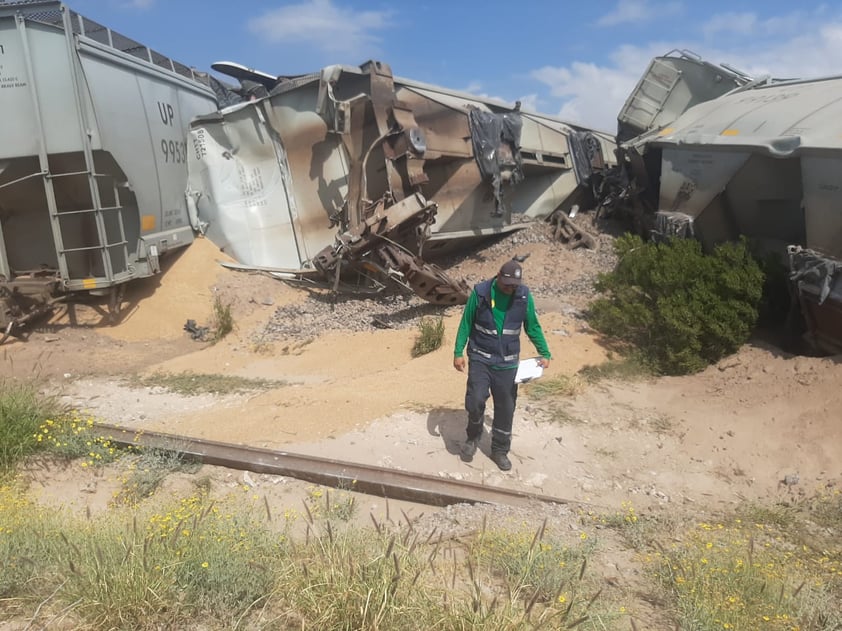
[523,374,585,400]
[127,371,283,396]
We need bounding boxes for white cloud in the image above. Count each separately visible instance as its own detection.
[732,29,842,80]
[461,80,484,94]
[531,44,663,131]
[701,12,757,37]
[459,81,526,109]
[517,94,540,113]
[532,11,842,132]
[248,0,392,58]
[597,0,682,27]
[701,10,825,41]
[121,0,155,8]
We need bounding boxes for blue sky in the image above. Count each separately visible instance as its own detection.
[58,0,842,133]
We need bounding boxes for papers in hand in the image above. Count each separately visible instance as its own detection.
[515,357,544,384]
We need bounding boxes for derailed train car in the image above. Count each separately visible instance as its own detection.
[186,60,615,305]
[0,1,217,341]
[604,50,842,353]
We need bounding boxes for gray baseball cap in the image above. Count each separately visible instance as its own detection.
[498,260,523,286]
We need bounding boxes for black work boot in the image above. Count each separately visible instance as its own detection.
[491,452,512,471]
[460,438,479,462]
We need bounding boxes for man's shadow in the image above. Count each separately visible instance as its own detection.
[426,407,490,457]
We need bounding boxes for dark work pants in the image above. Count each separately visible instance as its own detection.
[465,360,518,454]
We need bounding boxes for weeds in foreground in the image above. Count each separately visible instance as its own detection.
[0,483,622,630]
[472,518,615,626]
[592,496,842,630]
[128,371,282,396]
[0,488,281,628]
[586,501,655,552]
[733,502,798,529]
[2,471,840,630]
[412,316,445,357]
[653,514,842,630]
[0,380,190,502]
[304,485,358,522]
[32,409,127,468]
[114,448,201,505]
[0,379,64,476]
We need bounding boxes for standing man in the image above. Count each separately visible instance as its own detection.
[453,259,551,471]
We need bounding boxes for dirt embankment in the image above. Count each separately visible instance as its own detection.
[3,222,836,524]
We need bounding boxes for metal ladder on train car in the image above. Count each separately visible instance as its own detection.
[16,9,132,303]
[619,57,682,134]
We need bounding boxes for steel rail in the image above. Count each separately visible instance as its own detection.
[96,423,579,509]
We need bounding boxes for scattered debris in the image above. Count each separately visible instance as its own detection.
[184,319,210,342]
[782,473,800,487]
[550,208,597,249]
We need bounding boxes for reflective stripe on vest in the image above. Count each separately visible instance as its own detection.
[467,279,529,368]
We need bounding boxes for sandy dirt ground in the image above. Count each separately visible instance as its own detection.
[5,229,842,554]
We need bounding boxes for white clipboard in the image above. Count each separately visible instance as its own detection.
[515,357,544,384]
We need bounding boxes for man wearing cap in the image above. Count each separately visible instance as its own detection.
[452,259,552,471]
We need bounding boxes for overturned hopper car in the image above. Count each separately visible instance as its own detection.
[187,61,615,305]
[605,51,842,353]
[0,1,217,341]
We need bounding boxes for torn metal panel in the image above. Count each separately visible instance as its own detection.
[654,211,695,240]
[467,108,524,216]
[187,103,314,270]
[190,60,616,304]
[789,246,842,353]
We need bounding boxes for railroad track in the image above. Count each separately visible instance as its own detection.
[96,423,583,509]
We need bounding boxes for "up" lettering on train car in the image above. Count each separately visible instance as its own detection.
[157,101,174,126]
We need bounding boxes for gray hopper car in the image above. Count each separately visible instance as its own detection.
[604,50,842,354]
[0,1,217,341]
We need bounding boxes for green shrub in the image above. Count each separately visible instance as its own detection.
[411,316,445,357]
[587,234,764,375]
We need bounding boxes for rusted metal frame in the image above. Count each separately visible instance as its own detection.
[365,64,428,217]
[340,94,369,231]
[95,423,577,509]
[0,278,63,339]
[366,62,408,204]
[314,192,436,274]
[376,243,469,305]
[389,101,428,190]
[2,275,59,296]
[795,285,842,354]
